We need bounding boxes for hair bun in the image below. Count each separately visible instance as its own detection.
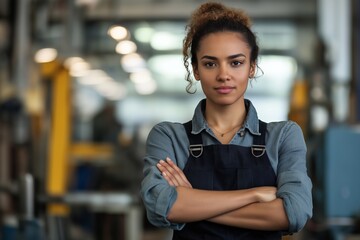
[197,2,227,15]
[192,2,252,28]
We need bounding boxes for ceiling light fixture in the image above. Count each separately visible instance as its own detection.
[34,48,58,63]
[108,25,128,41]
[115,40,137,55]
[120,53,146,73]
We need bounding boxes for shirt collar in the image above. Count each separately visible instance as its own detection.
[243,99,261,136]
[191,98,261,136]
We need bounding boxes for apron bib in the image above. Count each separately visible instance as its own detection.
[172,120,282,240]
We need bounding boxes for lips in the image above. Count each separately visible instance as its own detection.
[215,86,235,94]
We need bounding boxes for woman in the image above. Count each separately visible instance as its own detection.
[140,2,312,239]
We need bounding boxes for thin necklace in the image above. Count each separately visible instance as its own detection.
[208,123,242,137]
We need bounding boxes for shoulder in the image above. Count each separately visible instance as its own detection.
[266,120,303,136]
[266,120,306,151]
[147,121,188,142]
[150,121,187,134]
[146,121,191,169]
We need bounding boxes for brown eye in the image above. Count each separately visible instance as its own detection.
[232,61,243,66]
[204,62,216,68]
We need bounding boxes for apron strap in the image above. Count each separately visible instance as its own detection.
[251,120,267,158]
[183,120,203,158]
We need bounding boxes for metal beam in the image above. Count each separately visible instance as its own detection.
[356,0,360,121]
[12,0,31,98]
[51,0,317,20]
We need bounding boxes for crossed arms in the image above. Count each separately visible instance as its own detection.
[141,121,312,232]
[156,157,289,231]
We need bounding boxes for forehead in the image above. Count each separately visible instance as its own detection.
[197,31,251,56]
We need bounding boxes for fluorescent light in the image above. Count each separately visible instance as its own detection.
[64,57,85,69]
[134,27,154,43]
[34,48,58,63]
[108,25,128,41]
[120,53,146,73]
[148,54,184,76]
[129,70,153,84]
[69,61,91,77]
[116,40,137,55]
[76,69,108,85]
[134,80,157,95]
[76,0,98,7]
[150,32,182,51]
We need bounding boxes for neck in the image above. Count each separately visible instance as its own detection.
[204,99,247,130]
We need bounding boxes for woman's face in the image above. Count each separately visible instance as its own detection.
[193,31,255,107]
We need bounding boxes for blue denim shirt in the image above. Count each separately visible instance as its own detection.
[140,99,313,233]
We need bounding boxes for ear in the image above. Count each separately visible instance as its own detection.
[249,63,256,78]
[192,63,200,80]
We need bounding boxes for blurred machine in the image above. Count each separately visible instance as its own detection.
[313,124,360,239]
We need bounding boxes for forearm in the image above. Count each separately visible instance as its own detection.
[208,198,289,231]
[167,186,259,223]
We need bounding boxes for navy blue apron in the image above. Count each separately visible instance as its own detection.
[172,120,282,240]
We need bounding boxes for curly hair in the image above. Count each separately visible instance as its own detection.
[183,2,259,93]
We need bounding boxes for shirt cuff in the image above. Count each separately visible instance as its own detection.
[277,171,313,232]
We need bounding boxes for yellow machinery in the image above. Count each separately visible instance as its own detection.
[38,59,142,240]
[40,60,72,216]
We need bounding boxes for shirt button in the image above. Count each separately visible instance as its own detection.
[240,131,245,137]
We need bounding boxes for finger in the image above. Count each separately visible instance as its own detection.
[166,158,192,188]
[157,162,177,186]
[162,171,176,187]
[165,158,192,188]
[156,161,165,172]
[165,158,192,187]
[158,160,181,186]
[160,159,185,186]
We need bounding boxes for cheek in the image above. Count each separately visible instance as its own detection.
[198,70,214,82]
[235,71,251,85]
[238,67,253,78]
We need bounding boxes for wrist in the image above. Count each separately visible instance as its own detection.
[250,188,261,202]
[237,188,259,205]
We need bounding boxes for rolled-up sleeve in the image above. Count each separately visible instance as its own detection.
[276,122,313,233]
[140,123,185,230]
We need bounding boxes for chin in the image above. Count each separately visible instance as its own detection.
[212,97,243,106]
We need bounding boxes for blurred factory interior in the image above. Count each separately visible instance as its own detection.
[0,0,360,239]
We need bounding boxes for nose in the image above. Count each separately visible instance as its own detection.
[217,64,230,81]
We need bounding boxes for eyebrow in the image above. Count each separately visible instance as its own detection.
[200,53,246,60]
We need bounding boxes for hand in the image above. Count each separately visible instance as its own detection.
[157,157,193,188]
[253,186,277,202]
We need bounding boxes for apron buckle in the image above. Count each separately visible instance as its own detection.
[189,144,203,158]
[251,145,266,158]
